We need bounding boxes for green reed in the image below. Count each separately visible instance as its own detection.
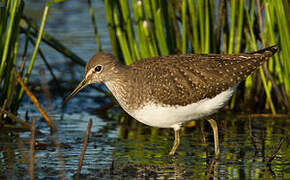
[0,0,73,118]
[102,0,290,113]
[88,0,102,52]
[0,0,23,113]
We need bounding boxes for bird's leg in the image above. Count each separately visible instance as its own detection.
[207,119,220,158]
[169,129,180,155]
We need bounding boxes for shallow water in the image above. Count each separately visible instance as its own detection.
[1,113,290,179]
[1,1,290,179]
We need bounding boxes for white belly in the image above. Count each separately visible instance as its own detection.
[129,88,235,129]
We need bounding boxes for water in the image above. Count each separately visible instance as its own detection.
[1,1,290,179]
[1,114,290,179]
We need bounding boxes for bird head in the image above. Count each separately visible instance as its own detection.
[62,52,120,107]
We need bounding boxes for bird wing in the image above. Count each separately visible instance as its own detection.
[130,46,278,106]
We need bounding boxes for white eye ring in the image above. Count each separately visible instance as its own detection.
[94,65,102,73]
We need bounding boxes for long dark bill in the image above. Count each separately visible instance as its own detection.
[61,79,88,108]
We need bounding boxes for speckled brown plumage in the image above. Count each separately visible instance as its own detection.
[77,45,278,112]
[102,46,277,111]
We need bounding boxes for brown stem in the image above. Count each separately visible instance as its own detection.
[13,69,57,132]
[76,119,93,177]
[262,64,289,107]
[267,137,285,165]
[0,99,7,123]
[29,117,36,180]
[256,0,265,46]
[216,0,225,51]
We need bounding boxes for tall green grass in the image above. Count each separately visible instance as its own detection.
[0,0,23,113]
[0,0,75,124]
[102,0,290,113]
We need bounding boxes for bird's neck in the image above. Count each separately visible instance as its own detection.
[104,66,133,112]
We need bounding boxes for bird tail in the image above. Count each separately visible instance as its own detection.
[250,45,279,57]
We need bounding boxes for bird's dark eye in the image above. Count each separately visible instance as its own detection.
[94,65,102,72]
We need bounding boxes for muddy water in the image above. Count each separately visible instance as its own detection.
[0,1,289,179]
